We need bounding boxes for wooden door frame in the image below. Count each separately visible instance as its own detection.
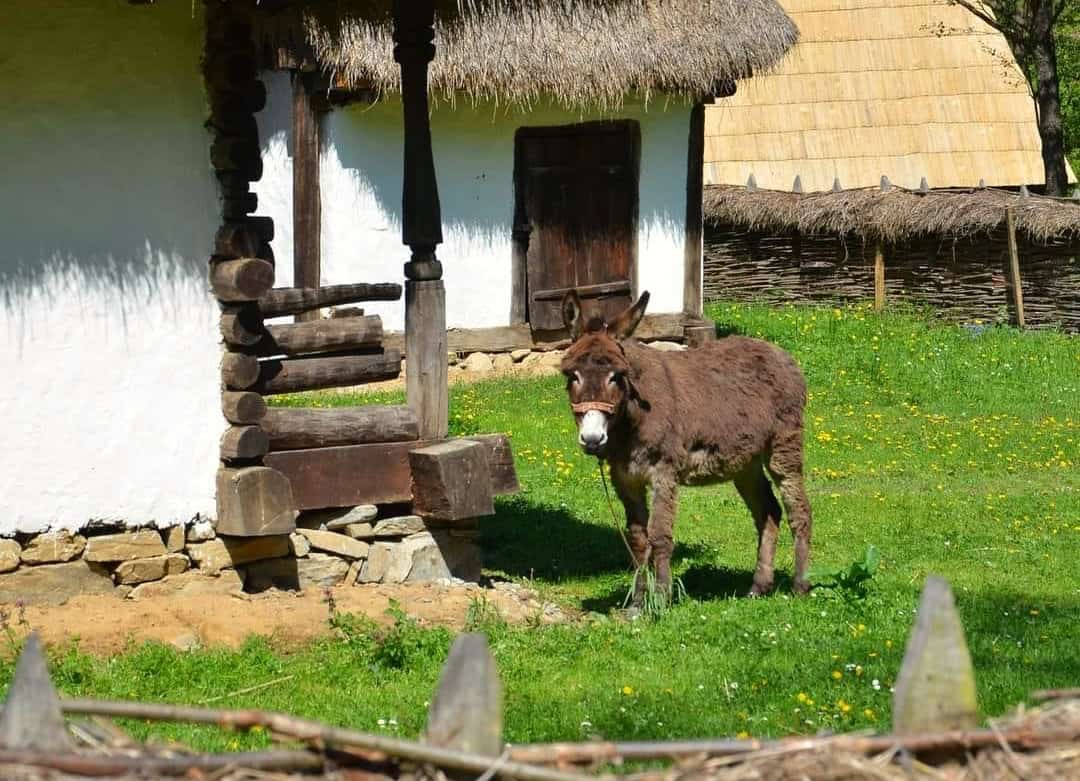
[510,120,642,326]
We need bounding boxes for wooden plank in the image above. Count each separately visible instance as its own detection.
[260,315,382,356]
[208,80,267,118]
[893,576,977,735]
[220,425,270,462]
[221,391,267,425]
[874,240,886,311]
[259,283,402,319]
[262,405,419,450]
[1005,205,1026,328]
[532,280,632,301]
[215,223,266,259]
[292,72,322,323]
[210,136,262,179]
[265,434,518,510]
[210,258,274,302]
[406,280,449,439]
[683,103,705,316]
[409,440,494,521]
[256,351,401,395]
[425,634,503,756]
[215,466,297,536]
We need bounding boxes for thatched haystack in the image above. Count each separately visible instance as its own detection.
[253,0,799,109]
[703,185,1080,243]
[702,0,1077,191]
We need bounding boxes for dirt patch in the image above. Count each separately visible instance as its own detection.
[14,580,570,656]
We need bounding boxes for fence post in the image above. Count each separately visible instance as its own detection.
[0,633,73,751]
[873,240,886,311]
[426,633,503,759]
[1005,205,1026,329]
[892,576,978,735]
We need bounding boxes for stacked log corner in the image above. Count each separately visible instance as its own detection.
[205,1,297,537]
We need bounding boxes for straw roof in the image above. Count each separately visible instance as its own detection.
[702,0,1077,192]
[254,0,799,110]
[703,184,1080,242]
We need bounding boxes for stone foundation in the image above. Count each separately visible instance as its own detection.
[0,507,481,606]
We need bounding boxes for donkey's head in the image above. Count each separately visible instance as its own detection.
[559,290,650,455]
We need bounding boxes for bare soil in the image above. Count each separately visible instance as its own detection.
[16,579,569,656]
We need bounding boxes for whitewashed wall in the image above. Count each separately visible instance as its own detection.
[255,75,692,331]
[0,2,221,534]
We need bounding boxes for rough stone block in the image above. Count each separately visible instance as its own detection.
[84,530,166,563]
[163,525,186,553]
[305,504,378,531]
[165,553,190,576]
[359,542,410,584]
[188,519,216,542]
[20,531,85,565]
[346,515,426,540]
[296,529,369,559]
[0,560,114,606]
[244,553,350,592]
[128,569,243,600]
[409,440,494,522]
[114,556,169,586]
[187,536,290,574]
[289,532,311,557]
[510,349,530,362]
[492,353,514,372]
[0,540,21,573]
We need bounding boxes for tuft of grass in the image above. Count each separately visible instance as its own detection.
[2,301,1076,749]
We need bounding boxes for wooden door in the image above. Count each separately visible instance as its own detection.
[514,121,640,331]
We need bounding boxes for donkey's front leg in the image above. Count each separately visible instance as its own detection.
[612,467,649,608]
[647,473,679,600]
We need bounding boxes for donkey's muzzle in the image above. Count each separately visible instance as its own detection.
[578,410,609,454]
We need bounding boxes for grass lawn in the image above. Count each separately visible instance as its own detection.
[3,301,1077,752]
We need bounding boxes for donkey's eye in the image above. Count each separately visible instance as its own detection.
[607,372,621,387]
[564,370,581,385]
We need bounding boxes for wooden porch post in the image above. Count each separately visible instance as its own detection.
[292,71,322,322]
[683,102,705,316]
[393,0,448,439]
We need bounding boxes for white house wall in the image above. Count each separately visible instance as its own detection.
[0,2,221,534]
[255,75,692,330]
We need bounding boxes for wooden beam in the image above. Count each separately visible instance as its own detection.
[259,283,402,319]
[215,466,297,536]
[262,405,419,450]
[406,280,448,438]
[220,425,270,462]
[221,391,267,425]
[209,80,267,118]
[265,434,518,510]
[384,313,698,355]
[873,240,886,311]
[215,223,267,259]
[292,71,322,323]
[222,352,260,390]
[210,136,262,179]
[211,258,275,302]
[410,440,494,521]
[260,315,382,356]
[683,102,705,316]
[532,280,632,301]
[255,351,402,395]
[220,304,264,347]
[1005,205,1026,328]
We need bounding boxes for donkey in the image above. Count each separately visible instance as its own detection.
[560,290,812,604]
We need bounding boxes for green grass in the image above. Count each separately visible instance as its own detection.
[3,301,1077,751]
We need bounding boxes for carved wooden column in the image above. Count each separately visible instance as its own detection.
[393,0,448,438]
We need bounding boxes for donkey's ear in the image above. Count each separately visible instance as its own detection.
[609,291,650,340]
[561,290,585,340]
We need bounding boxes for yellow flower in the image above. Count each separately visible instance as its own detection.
[797,692,809,703]
[736,731,750,739]
[832,670,843,680]
[622,686,634,696]
[838,700,852,714]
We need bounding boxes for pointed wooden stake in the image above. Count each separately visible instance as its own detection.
[893,577,977,735]
[919,177,929,193]
[832,177,842,193]
[1019,184,1030,198]
[425,633,503,758]
[978,178,986,189]
[792,175,803,194]
[0,633,72,751]
[1005,205,1026,329]
[746,173,757,192]
[873,240,886,311]
[879,175,890,192]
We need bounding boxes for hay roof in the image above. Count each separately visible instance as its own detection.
[703,184,1080,242]
[254,0,799,110]
[702,0,1077,191]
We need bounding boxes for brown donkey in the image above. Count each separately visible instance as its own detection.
[560,290,812,603]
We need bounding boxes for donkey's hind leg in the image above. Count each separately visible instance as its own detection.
[734,459,783,597]
[766,429,813,594]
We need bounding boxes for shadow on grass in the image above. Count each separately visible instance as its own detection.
[482,497,713,583]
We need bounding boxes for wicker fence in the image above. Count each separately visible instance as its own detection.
[703,223,1080,331]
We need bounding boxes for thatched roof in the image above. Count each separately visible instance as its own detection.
[254,0,799,110]
[703,184,1080,243]
[702,0,1077,191]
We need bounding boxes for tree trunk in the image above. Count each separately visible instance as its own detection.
[1033,1,1069,196]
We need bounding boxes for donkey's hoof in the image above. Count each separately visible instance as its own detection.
[747,583,774,598]
[792,579,811,596]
